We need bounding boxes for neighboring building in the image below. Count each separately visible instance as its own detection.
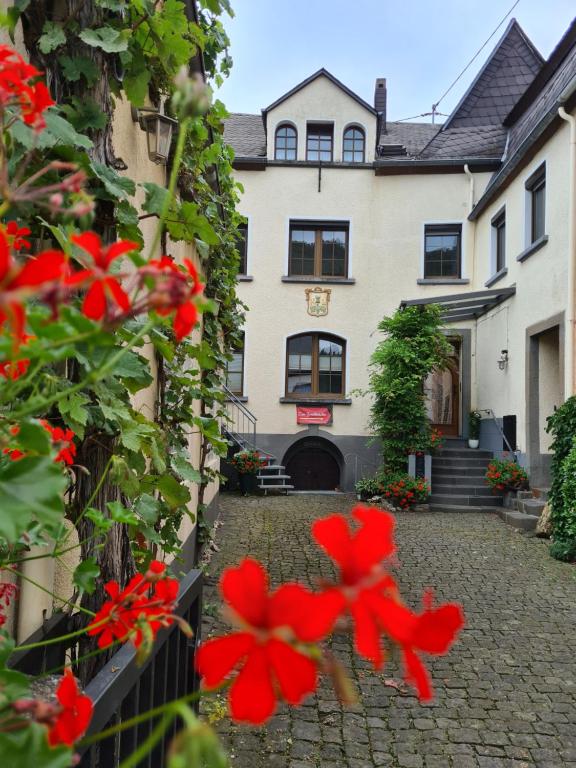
[224,17,576,491]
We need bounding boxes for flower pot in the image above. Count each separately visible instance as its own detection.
[239,473,257,495]
[468,439,480,449]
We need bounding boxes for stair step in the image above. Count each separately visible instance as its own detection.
[437,449,493,458]
[430,494,502,507]
[258,484,295,491]
[517,490,533,500]
[433,466,487,477]
[433,458,491,468]
[430,473,488,485]
[518,498,546,515]
[430,503,493,513]
[532,487,550,501]
[259,464,285,471]
[497,508,539,531]
[257,474,292,482]
[433,484,492,496]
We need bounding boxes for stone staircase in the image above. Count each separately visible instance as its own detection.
[431,442,500,512]
[497,488,549,532]
[257,455,294,495]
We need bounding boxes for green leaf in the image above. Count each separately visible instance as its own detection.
[119,421,155,452]
[58,392,90,434]
[79,26,129,53]
[0,635,15,668]
[38,21,66,53]
[0,458,66,543]
[10,110,93,151]
[123,67,151,108]
[15,422,51,454]
[85,507,113,532]
[158,475,191,508]
[0,723,72,768]
[135,494,160,524]
[59,55,99,85]
[91,161,136,199]
[172,456,202,484]
[142,182,170,216]
[73,557,100,595]
[62,98,107,132]
[107,501,138,525]
[0,668,29,707]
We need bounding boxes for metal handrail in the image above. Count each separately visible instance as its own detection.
[479,408,517,459]
[222,385,257,450]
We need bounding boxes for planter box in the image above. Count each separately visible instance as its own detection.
[407,453,432,487]
[239,473,258,495]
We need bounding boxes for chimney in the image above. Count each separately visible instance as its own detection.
[374,78,387,123]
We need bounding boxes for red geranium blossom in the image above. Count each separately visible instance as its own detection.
[6,222,31,252]
[144,256,203,341]
[196,558,342,724]
[0,45,54,131]
[312,506,464,699]
[47,669,93,747]
[71,232,139,321]
[39,420,76,465]
[87,561,179,649]
[0,228,67,340]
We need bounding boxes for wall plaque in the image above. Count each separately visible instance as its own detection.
[296,405,333,425]
[305,286,331,317]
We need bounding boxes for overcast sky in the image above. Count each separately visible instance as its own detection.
[215,0,575,123]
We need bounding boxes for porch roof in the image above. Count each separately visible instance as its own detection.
[400,286,516,322]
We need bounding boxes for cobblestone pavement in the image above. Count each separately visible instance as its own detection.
[200,494,576,768]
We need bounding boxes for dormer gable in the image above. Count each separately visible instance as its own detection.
[263,69,378,163]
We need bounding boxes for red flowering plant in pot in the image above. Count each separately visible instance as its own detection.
[485,458,528,493]
[230,449,267,494]
[378,472,431,510]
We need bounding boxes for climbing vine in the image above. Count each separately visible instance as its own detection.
[546,396,576,560]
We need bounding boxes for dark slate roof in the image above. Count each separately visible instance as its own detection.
[443,20,543,129]
[223,113,266,158]
[263,68,377,117]
[419,124,508,159]
[380,122,440,157]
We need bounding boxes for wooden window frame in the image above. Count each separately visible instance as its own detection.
[288,221,349,278]
[226,333,245,396]
[274,124,297,161]
[526,165,546,244]
[306,123,334,162]
[423,223,462,279]
[342,126,365,163]
[492,209,506,273]
[285,333,346,399]
[236,221,248,275]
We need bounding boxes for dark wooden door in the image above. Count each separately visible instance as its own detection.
[425,339,461,437]
[286,447,340,491]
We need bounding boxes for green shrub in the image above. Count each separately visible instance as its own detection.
[549,538,576,562]
[355,476,382,499]
[546,397,576,551]
[469,411,482,440]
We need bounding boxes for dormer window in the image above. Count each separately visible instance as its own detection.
[306,123,333,162]
[343,126,365,162]
[274,124,297,160]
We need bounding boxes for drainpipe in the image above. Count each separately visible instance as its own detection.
[559,106,576,396]
[464,164,476,282]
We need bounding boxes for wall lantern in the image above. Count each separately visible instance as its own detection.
[131,106,177,165]
[497,349,509,370]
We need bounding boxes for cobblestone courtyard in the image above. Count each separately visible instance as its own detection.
[201,494,576,768]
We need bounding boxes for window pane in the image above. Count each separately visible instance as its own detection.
[321,230,346,276]
[496,221,505,272]
[236,224,247,274]
[532,184,545,242]
[306,125,333,161]
[289,229,315,275]
[343,127,365,163]
[287,335,313,394]
[424,228,460,278]
[276,126,297,160]
[226,346,243,394]
[318,338,343,394]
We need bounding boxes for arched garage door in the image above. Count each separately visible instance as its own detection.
[284,437,342,491]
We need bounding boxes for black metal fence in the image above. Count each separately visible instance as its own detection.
[11,568,203,768]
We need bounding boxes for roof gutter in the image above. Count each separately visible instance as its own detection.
[559,102,576,396]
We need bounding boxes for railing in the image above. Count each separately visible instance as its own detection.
[11,568,203,768]
[479,408,517,458]
[222,384,257,450]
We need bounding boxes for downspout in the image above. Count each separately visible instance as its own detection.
[559,106,576,397]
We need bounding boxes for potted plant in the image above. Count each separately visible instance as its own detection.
[485,458,528,503]
[468,411,481,448]
[230,449,266,495]
[378,472,430,510]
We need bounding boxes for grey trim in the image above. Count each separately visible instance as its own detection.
[525,312,565,487]
[525,162,546,189]
[490,205,506,225]
[516,234,549,262]
[268,160,373,169]
[374,158,500,169]
[237,275,254,282]
[254,430,381,492]
[225,396,248,403]
[281,276,356,285]
[417,278,470,286]
[485,267,508,287]
[279,397,352,405]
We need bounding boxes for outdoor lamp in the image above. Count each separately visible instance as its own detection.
[497,349,509,370]
[131,106,177,165]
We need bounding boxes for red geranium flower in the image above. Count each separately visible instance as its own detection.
[5,222,31,252]
[312,506,464,699]
[0,45,54,131]
[40,420,76,465]
[143,256,203,341]
[47,669,93,747]
[71,232,139,321]
[196,558,342,724]
[87,561,179,649]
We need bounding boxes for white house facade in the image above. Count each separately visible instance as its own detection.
[224,18,576,493]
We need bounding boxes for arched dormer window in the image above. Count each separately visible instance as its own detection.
[343,126,365,163]
[275,124,297,160]
[286,333,345,398]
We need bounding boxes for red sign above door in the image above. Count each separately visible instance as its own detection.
[296,406,332,425]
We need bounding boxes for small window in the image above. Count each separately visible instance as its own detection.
[492,209,506,273]
[225,333,245,396]
[289,221,348,278]
[306,124,333,162]
[526,165,546,244]
[343,126,365,162]
[286,333,345,397]
[236,221,248,275]
[424,224,462,279]
[275,124,297,160]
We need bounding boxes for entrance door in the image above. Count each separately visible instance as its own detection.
[424,339,461,437]
[285,444,340,491]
